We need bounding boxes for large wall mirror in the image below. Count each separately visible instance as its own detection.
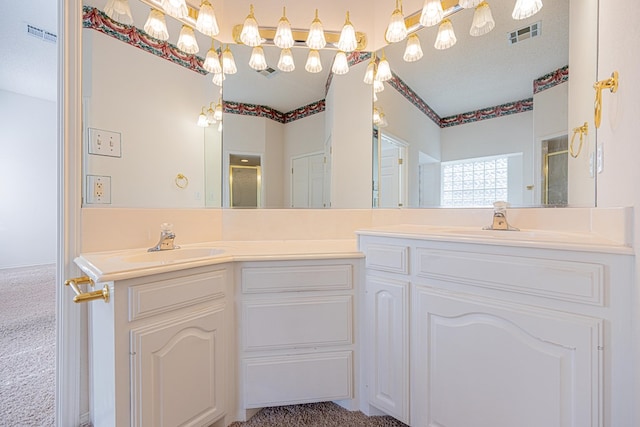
[81,0,597,209]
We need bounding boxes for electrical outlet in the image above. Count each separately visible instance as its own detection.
[86,175,111,204]
[88,128,121,157]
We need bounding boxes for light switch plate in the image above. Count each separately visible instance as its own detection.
[88,128,121,157]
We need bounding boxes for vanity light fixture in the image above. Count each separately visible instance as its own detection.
[274,7,294,49]
[104,0,133,25]
[177,25,199,54]
[278,48,296,72]
[434,18,457,49]
[195,0,219,37]
[512,0,543,20]
[305,49,323,73]
[206,102,216,124]
[338,11,358,53]
[249,46,268,71]
[212,72,225,86]
[203,40,222,74]
[470,2,495,36]
[332,51,350,75]
[306,9,327,50]
[420,0,444,27]
[363,54,377,85]
[161,0,188,19]
[459,0,483,8]
[197,107,209,127]
[403,33,423,62]
[373,106,388,127]
[221,45,237,74]
[143,9,169,40]
[240,4,262,47]
[386,0,408,43]
[214,100,223,121]
[375,51,393,82]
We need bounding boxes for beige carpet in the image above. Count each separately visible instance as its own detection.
[228,402,408,427]
[0,264,56,426]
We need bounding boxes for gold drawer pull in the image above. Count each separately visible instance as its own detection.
[64,276,110,303]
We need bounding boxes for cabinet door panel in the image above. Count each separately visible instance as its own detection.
[412,286,602,427]
[366,276,409,424]
[130,306,226,427]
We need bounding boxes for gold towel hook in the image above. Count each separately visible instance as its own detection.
[594,71,619,128]
[570,122,588,158]
[64,276,110,303]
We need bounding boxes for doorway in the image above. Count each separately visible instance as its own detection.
[291,152,325,208]
[229,154,262,208]
[541,135,569,205]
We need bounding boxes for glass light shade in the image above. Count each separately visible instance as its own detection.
[512,0,543,19]
[305,49,323,73]
[206,104,216,124]
[403,33,423,62]
[277,48,295,72]
[161,0,188,19]
[459,0,483,8]
[104,0,133,25]
[419,0,443,27]
[434,19,457,50]
[379,112,388,127]
[338,12,358,52]
[363,60,376,84]
[240,4,262,47]
[306,9,326,50]
[332,51,349,75]
[222,46,237,74]
[212,72,225,86]
[373,80,384,94]
[144,9,169,40]
[375,54,392,82]
[197,109,209,127]
[373,91,378,102]
[385,1,407,43]
[470,2,495,36]
[274,7,294,49]
[249,46,268,71]
[214,101,223,121]
[203,45,222,74]
[196,0,219,37]
[177,26,199,54]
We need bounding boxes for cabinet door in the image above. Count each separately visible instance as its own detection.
[412,286,602,427]
[130,305,226,427]
[366,275,410,424]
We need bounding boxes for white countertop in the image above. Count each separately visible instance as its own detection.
[75,239,362,282]
[356,224,634,254]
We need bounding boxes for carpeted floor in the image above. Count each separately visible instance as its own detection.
[0,264,56,427]
[228,402,408,427]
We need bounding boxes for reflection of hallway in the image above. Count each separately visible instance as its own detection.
[0,265,56,426]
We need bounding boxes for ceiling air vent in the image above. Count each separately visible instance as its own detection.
[26,24,57,44]
[508,21,541,45]
[256,67,279,79]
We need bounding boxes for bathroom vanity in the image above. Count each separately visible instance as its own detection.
[357,226,634,427]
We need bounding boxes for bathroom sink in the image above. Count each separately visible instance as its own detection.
[119,247,226,264]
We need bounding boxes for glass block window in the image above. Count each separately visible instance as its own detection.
[441,155,509,207]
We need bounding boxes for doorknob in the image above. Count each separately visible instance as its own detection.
[64,276,110,303]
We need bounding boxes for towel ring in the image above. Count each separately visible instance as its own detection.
[175,173,189,189]
[569,122,588,158]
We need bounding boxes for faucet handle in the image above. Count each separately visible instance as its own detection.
[160,223,174,233]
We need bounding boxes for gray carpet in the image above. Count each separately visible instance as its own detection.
[0,264,56,427]
[228,402,408,427]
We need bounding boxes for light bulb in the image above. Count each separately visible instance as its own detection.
[278,48,295,72]
[222,45,237,74]
[249,46,268,71]
[305,49,322,73]
[338,11,358,53]
[196,0,219,37]
[363,59,376,84]
[306,9,326,50]
[403,33,423,62]
[375,52,392,82]
[385,0,407,43]
[274,7,294,49]
[143,9,169,40]
[332,51,349,75]
[240,4,261,47]
[203,43,222,74]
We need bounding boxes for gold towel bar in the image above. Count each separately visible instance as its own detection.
[64,276,110,303]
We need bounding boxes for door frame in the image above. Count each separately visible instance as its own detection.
[57,0,84,425]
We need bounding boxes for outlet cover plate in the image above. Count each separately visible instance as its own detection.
[86,175,111,204]
[88,128,121,158]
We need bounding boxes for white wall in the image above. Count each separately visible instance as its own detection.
[83,30,213,208]
[0,90,57,268]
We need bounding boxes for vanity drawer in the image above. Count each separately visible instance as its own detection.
[243,351,353,408]
[128,270,227,321]
[242,295,353,351]
[241,264,352,293]
[415,248,604,306]
[365,244,409,274]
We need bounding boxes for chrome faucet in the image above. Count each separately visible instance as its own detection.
[483,201,519,231]
[148,223,179,252]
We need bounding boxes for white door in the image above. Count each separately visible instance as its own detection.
[380,146,401,208]
[292,153,325,208]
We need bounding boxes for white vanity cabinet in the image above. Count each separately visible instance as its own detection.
[235,258,360,417]
[89,264,232,427]
[359,233,634,427]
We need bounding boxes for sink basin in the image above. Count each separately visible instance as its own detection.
[119,247,226,264]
